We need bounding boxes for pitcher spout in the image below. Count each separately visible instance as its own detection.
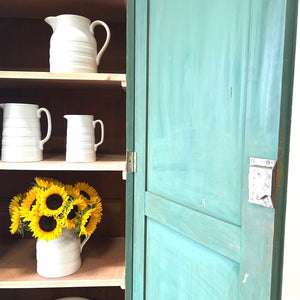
[0,104,4,109]
[45,16,57,30]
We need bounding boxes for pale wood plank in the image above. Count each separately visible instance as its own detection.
[0,237,125,288]
[0,154,126,172]
[0,71,126,88]
[145,192,241,262]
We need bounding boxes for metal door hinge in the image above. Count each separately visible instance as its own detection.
[122,151,137,180]
[248,157,277,208]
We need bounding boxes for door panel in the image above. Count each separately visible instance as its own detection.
[145,218,239,300]
[147,0,249,225]
[132,0,297,298]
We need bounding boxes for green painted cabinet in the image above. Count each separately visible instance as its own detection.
[126,0,298,299]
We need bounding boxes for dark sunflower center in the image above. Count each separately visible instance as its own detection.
[39,216,57,232]
[80,190,90,200]
[46,193,63,210]
[30,199,37,211]
[67,205,78,220]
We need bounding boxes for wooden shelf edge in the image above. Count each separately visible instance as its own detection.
[0,154,126,172]
[0,279,125,289]
[0,237,125,289]
[0,71,126,88]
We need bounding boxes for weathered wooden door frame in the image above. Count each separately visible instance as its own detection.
[126,0,298,299]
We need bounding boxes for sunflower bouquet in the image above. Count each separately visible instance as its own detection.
[9,177,103,242]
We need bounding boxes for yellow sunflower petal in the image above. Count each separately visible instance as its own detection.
[79,206,102,237]
[35,177,64,189]
[73,182,100,205]
[20,187,40,221]
[62,198,87,229]
[37,185,69,216]
[9,205,21,234]
[9,193,23,216]
[29,214,62,241]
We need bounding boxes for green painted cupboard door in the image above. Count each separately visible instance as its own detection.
[130,0,297,299]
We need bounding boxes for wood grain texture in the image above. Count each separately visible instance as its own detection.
[239,0,297,299]
[0,19,126,73]
[147,0,250,226]
[0,237,125,288]
[0,154,126,172]
[145,192,241,262]
[0,71,126,88]
[133,0,296,298]
[145,218,239,300]
[0,286,125,300]
[132,0,148,298]
[0,0,126,22]
[0,86,127,156]
[125,0,135,298]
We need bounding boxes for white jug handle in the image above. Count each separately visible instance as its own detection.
[90,20,111,66]
[37,108,52,150]
[80,235,90,253]
[93,119,104,151]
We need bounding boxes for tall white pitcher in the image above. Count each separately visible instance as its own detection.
[45,14,111,73]
[64,115,104,162]
[0,103,52,162]
[36,228,90,278]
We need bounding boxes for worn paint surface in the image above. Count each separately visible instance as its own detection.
[131,0,297,298]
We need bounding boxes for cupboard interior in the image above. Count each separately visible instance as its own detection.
[0,1,127,299]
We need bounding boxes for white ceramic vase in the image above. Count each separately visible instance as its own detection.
[45,14,111,73]
[64,115,104,162]
[36,229,90,278]
[0,103,52,162]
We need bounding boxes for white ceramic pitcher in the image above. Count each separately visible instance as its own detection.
[64,115,104,162]
[36,229,90,278]
[0,103,52,162]
[45,14,111,73]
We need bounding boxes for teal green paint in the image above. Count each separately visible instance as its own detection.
[239,0,298,299]
[132,0,148,298]
[125,0,135,298]
[145,192,241,262]
[145,218,239,300]
[244,0,288,159]
[132,0,297,298]
[147,0,250,226]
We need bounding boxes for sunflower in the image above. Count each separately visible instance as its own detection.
[29,214,62,241]
[78,204,102,236]
[9,196,21,234]
[73,182,101,205]
[63,198,87,229]
[37,185,69,216]
[34,177,64,189]
[20,187,40,221]
[9,193,23,216]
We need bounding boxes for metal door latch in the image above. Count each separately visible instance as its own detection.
[248,157,277,208]
[122,150,137,180]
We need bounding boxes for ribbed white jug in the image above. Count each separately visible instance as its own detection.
[64,115,104,162]
[45,14,111,73]
[36,229,90,278]
[0,103,52,162]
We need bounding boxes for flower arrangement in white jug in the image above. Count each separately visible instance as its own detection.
[9,177,103,241]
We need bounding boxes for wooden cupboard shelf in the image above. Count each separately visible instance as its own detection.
[0,236,125,289]
[0,0,126,22]
[0,154,126,172]
[0,71,126,88]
